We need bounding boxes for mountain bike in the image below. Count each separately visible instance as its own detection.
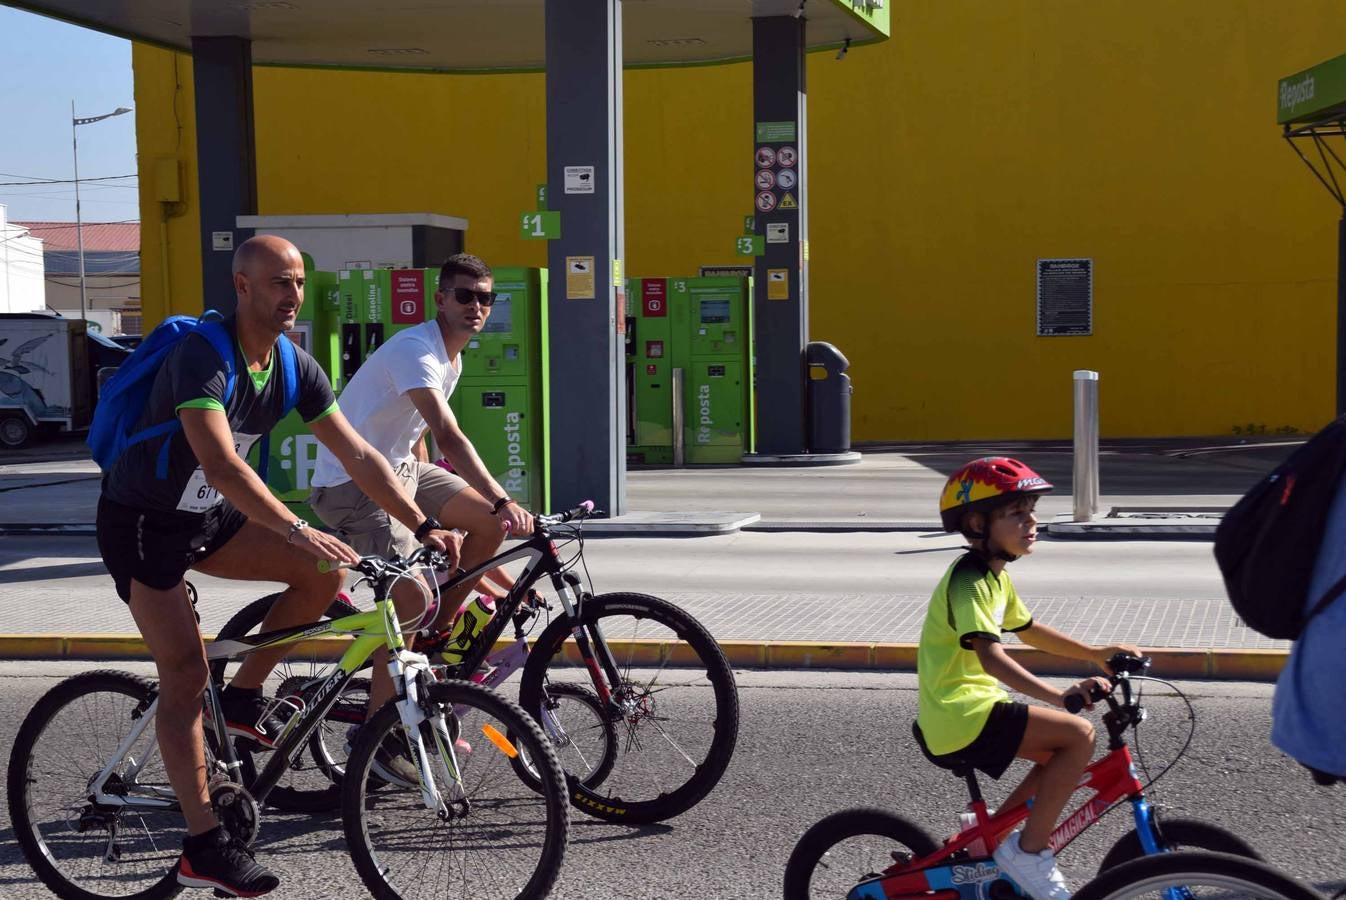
[212,500,740,825]
[784,655,1259,900]
[7,546,569,900]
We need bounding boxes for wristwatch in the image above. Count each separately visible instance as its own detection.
[414,516,443,541]
[286,519,309,544]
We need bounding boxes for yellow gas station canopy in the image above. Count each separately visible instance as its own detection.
[5,0,888,70]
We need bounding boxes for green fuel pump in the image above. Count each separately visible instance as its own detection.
[626,275,755,465]
[448,267,550,512]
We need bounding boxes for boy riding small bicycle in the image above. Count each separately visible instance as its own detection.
[918,457,1140,900]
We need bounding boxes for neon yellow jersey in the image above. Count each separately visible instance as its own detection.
[916,552,1033,755]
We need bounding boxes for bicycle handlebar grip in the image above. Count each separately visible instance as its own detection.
[1064,683,1111,714]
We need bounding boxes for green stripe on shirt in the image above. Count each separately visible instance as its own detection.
[176,398,226,414]
[305,401,340,424]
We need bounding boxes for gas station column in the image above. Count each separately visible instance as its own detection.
[751,16,809,455]
[544,0,627,514]
[190,36,258,315]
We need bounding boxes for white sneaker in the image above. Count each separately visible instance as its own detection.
[992,831,1071,900]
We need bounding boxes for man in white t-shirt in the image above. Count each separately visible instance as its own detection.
[310,254,534,670]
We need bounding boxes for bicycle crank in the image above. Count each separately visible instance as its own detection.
[209,779,261,847]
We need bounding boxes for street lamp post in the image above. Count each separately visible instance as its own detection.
[71,103,132,323]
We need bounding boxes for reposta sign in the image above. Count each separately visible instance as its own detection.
[1278,52,1346,125]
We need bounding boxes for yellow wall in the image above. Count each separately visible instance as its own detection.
[132,0,1346,441]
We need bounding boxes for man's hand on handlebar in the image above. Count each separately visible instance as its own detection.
[291,527,362,566]
[420,527,463,569]
[497,501,535,537]
[1061,676,1112,713]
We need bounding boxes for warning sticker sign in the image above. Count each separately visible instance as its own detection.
[777,146,797,168]
[755,169,776,190]
[566,256,595,299]
[755,146,777,168]
[766,222,789,244]
[777,168,797,190]
[767,268,789,300]
[779,192,798,210]
[755,191,778,212]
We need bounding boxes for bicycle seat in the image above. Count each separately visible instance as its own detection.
[911,722,975,778]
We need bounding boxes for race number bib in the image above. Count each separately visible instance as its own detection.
[176,433,261,513]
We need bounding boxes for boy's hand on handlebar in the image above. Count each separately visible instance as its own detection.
[1094,644,1143,674]
[498,502,534,537]
[293,528,362,566]
[1061,676,1111,711]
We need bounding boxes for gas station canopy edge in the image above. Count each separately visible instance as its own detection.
[2,0,890,71]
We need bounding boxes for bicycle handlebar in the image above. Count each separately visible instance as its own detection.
[316,545,450,579]
[536,500,596,527]
[1064,653,1152,714]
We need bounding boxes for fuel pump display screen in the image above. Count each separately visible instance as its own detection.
[483,295,513,333]
[700,299,731,324]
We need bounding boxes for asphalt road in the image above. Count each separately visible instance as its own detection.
[0,664,1341,899]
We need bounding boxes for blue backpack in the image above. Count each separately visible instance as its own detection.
[88,310,298,482]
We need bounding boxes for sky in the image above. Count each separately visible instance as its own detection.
[0,6,139,225]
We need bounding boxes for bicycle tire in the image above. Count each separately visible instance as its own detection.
[209,592,361,813]
[517,591,739,824]
[508,682,618,793]
[342,680,569,900]
[1074,850,1324,900]
[783,807,941,900]
[8,670,184,900]
[1099,816,1262,873]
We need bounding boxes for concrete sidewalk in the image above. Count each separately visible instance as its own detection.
[0,436,1298,678]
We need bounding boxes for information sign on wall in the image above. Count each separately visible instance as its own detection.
[1036,258,1092,336]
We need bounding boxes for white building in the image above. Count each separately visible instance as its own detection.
[0,205,45,314]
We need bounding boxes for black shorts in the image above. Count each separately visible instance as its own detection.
[96,495,248,602]
[929,701,1030,780]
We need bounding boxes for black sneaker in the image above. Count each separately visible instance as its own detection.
[219,688,288,750]
[371,729,422,787]
[178,828,279,897]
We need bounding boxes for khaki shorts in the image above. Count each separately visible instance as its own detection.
[310,461,469,559]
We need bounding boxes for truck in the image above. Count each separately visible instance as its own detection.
[0,313,93,449]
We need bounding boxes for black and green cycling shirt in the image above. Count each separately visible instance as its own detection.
[102,316,337,513]
[916,551,1034,755]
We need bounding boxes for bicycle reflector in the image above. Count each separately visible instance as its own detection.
[481,724,519,758]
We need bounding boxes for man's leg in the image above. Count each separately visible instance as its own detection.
[127,580,216,836]
[429,488,504,630]
[191,521,344,689]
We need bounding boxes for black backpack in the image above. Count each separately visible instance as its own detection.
[1213,416,1346,639]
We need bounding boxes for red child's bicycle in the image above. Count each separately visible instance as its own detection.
[784,655,1260,900]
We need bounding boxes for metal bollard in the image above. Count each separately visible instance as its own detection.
[672,367,685,467]
[1072,370,1100,521]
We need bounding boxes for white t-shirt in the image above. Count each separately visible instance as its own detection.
[312,320,460,488]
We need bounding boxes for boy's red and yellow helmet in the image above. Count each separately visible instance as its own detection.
[939,457,1053,532]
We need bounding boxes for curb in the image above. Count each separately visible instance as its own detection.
[0,635,1288,682]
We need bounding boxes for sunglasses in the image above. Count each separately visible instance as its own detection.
[442,287,498,308]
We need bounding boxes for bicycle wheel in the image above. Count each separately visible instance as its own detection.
[342,680,569,900]
[1075,850,1324,900]
[783,808,941,900]
[508,682,618,793]
[307,676,370,787]
[7,670,184,900]
[1100,817,1262,873]
[209,592,361,813]
[517,591,739,824]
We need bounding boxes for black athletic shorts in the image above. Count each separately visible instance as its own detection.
[96,494,248,602]
[927,701,1030,781]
